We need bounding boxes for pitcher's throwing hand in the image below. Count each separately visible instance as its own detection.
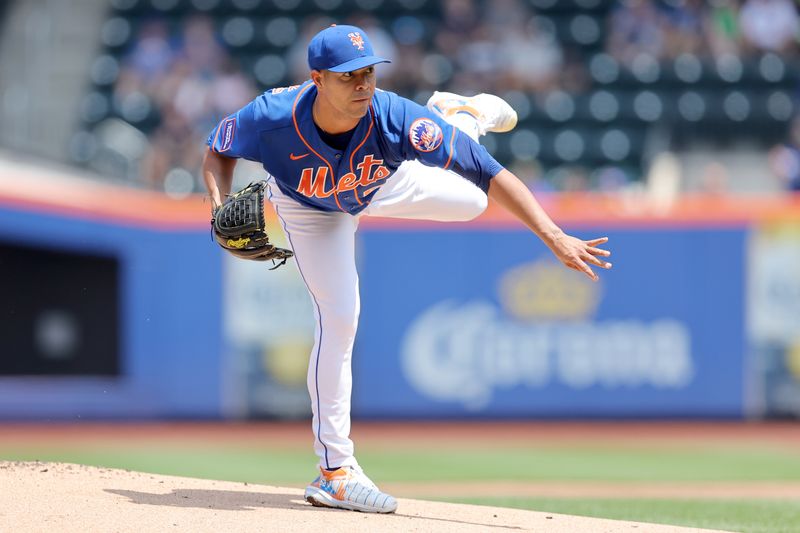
[549,234,613,282]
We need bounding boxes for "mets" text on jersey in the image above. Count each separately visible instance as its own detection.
[297,154,391,198]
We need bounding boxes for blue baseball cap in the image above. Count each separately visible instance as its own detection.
[308,24,391,73]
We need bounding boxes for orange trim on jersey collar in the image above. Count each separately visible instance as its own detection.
[348,105,376,206]
[292,83,344,212]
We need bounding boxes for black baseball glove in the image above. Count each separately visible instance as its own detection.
[211,180,294,269]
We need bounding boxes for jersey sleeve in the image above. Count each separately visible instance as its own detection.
[378,91,504,193]
[206,95,267,161]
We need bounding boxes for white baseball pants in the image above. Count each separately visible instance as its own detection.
[265,115,486,470]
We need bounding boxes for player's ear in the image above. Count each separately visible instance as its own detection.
[310,70,324,88]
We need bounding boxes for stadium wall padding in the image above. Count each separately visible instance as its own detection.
[1,176,799,419]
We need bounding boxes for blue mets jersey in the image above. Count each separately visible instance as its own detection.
[207,81,504,214]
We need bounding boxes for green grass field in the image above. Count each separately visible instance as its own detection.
[446,497,800,533]
[3,435,800,533]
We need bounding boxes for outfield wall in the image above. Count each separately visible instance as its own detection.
[354,225,746,418]
[0,166,223,418]
[1,166,799,419]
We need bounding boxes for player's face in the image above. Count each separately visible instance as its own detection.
[317,66,376,119]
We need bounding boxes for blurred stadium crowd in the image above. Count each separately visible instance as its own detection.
[37,0,800,195]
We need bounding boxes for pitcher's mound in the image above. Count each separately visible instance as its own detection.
[0,461,731,532]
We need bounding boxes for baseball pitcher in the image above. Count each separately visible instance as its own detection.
[204,24,612,514]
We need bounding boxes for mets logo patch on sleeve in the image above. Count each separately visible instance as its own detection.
[409,118,443,153]
[219,117,236,152]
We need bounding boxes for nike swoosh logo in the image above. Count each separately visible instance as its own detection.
[289,152,310,160]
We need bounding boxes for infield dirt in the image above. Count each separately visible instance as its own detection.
[0,461,734,533]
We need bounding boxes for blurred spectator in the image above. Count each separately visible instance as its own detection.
[435,0,480,60]
[704,0,743,58]
[211,59,257,118]
[606,0,667,64]
[739,0,799,54]
[112,19,174,131]
[604,0,799,63]
[110,13,257,193]
[559,49,590,94]
[391,42,427,93]
[483,0,529,42]
[170,15,227,126]
[180,15,226,74]
[118,18,175,94]
[140,104,198,189]
[140,57,255,190]
[768,115,800,192]
[661,0,707,58]
[500,16,563,93]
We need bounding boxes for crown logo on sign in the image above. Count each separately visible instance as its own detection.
[348,32,365,51]
[498,260,601,321]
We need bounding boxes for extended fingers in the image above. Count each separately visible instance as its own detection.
[588,246,611,257]
[569,252,611,282]
[558,235,612,281]
[564,256,600,281]
[585,237,609,246]
[585,253,612,269]
[583,238,612,269]
[577,261,599,282]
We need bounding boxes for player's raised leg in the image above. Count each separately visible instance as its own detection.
[364,162,488,221]
[365,91,517,222]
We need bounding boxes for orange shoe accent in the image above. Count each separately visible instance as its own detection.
[435,103,481,119]
[322,467,345,478]
[453,104,482,118]
[321,467,351,501]
[305,465,398,513]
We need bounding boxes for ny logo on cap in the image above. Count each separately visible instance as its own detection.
[348,32,365,51]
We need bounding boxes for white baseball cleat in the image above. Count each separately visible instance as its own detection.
[304,465,398,514]
[427,91,518,135]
